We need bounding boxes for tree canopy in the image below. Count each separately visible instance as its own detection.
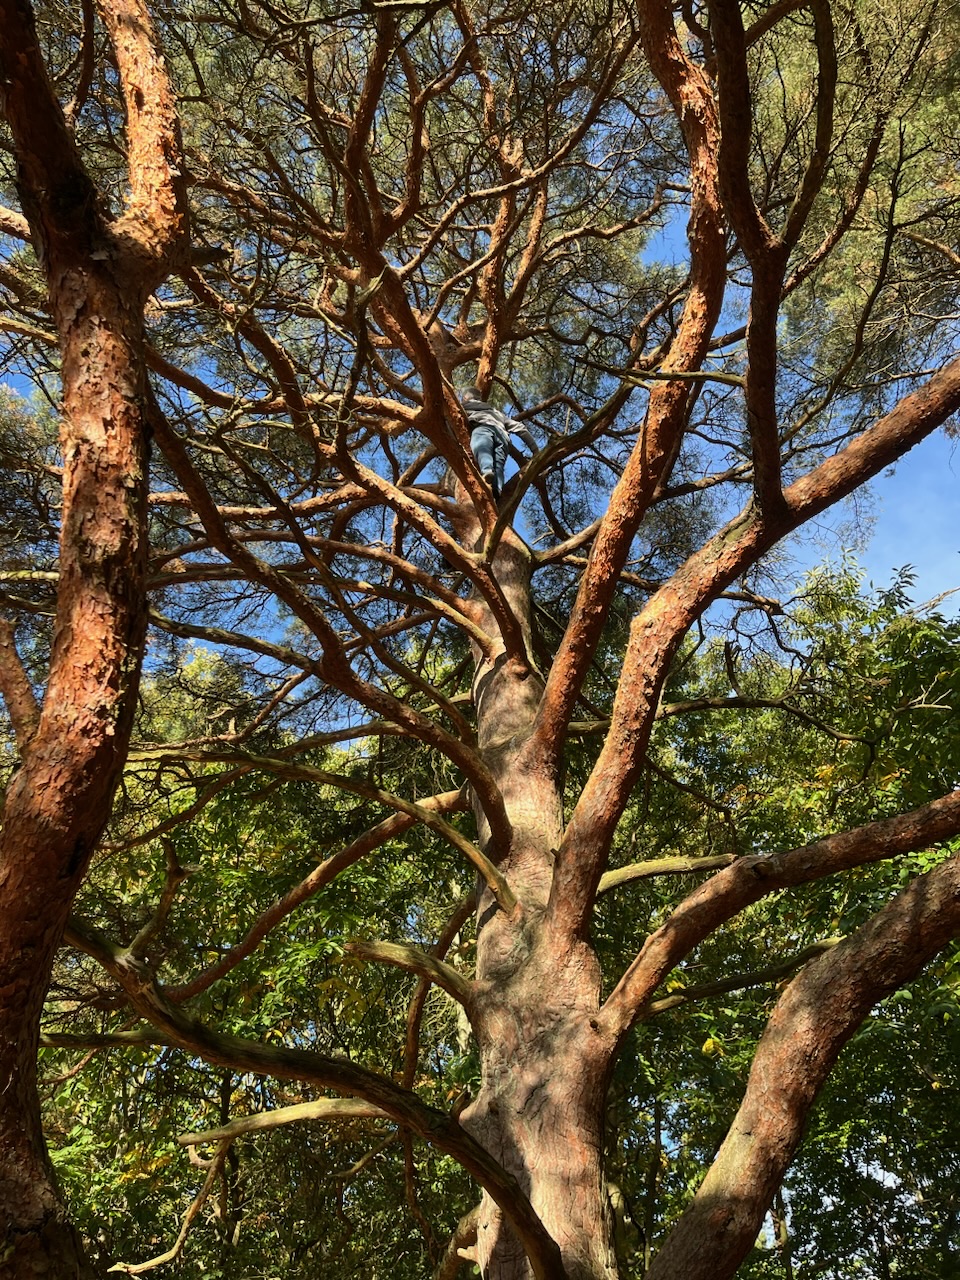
[1,1,960,1278]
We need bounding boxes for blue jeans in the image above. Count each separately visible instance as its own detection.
[470,426,507,497]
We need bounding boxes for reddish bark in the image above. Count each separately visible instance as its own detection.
[552,343,960,944]
[646,850,960,1280]
[0,0,188,1273]
[448,6,960,1269]
[463,955,617,1280]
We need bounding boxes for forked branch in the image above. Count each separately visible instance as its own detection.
[646,849,960,1280]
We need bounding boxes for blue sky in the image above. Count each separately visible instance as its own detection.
[645,215,959,616]
[770,427,960,617]
[852,429,959,613]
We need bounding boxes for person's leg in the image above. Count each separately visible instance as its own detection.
[491,435,507,499]
[471,426,497,483]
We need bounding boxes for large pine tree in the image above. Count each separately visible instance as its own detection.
[2,1,960,1276]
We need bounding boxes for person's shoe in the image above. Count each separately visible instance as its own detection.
[482,470,495,484]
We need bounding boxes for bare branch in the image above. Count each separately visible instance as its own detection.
[530,1,727,770]
[107,1140,231,1274]
[551,347,960,939]
[168,791,466,1001]
[148,400,514,847]
[132,747,518,914]
[127,840,193,960]
[97,0,190,267]
[434,1205,481,1280]
[346,938,474,1007]
[178,1099,389,1146]
[599,787,960,1042]
[597,855,736,895]
[640,937,842,1017]
[0,204,31,241]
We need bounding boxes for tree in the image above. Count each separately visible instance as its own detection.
[0,0,189,1273]
[38,572,960,1279]
[2,0,960,1277]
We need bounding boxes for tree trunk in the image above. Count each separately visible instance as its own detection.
[0,2,188,1271]
[0,978,98,1279]
[452,507,618,1279]
[463,936,618,1280]
[0,270,154,1279]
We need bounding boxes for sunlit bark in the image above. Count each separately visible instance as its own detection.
[1,1,959,1278]
[0,0,188,1272]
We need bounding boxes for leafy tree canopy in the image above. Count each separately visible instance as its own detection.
[1,1,959,1278]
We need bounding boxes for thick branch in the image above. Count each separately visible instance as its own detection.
[706,0,779,262]
[551,349,960,939]
[41,1030,173,1051]
[0,619,41,752]
[0,0,104,266]
[529,0,727,770]
[781,0,836,249]
[598,787,960,1042]
[597,855,735,895]
[98,0,190,267]
[646,851,960,1280]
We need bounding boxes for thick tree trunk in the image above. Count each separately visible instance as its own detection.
[0,274,153,1279]
[453,510,618,1279]
[0,2,188,1271]
[463,936,618,1280]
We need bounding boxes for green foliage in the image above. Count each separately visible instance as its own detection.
[36,564,960,1275]
[587,569,960,1274]
[2,0,959,1274]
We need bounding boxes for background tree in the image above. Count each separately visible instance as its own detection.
[2,1,960,1278]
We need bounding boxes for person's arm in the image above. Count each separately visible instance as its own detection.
[505,418,537,452]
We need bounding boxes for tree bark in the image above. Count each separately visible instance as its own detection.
[0,217,154,1280]
[463,927,618,1280]
[446,503,618,1279]
[0,1,188,1273]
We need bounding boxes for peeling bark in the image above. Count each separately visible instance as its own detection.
[0,0,188,1274]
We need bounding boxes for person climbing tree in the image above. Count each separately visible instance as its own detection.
[461,384,536,499]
